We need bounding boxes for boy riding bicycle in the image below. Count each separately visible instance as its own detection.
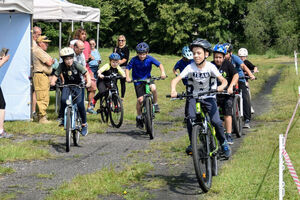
[50,47,91,136]
[170,38,231,158]
[90,53,125,108]
[125,42,166,129]
[212,44,239,144]
[223,43,255,129]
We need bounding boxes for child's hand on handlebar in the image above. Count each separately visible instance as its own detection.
[171,90,177,98]
[161,73,166,80]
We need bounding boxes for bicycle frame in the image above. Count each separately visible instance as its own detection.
[194,100,219,157]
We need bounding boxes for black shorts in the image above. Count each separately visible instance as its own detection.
[0,87,6,109]
[134,84,146,98]
[217,94,233,116]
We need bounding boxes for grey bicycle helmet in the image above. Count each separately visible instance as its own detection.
[189,38,212,54]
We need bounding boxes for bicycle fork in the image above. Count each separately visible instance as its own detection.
[195,101,218,157]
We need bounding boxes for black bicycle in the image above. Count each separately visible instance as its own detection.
[217,88,243,138]
[167,90,220,192]
[131,76,165,140]
[98,73,124,128]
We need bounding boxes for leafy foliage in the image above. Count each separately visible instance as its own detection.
[34,0,299,54]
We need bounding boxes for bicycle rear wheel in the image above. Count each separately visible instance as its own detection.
[144,97,154,140]
[232,95,243,137]
[192,124,212,192]
[66,107,72,152]
[73,110,81,146]
[100,96,109,123]
[109,94,124,128]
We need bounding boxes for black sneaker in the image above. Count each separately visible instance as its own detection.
[154,104,160,113]
[185,145,192,155]
[136,117,144,129]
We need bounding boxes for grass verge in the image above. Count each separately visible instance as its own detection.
[203,61,300,199]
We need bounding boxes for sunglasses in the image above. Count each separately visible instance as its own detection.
[118,40,125,42]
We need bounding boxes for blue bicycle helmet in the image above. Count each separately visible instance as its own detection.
[136,42,149,53]
[182,46,193,60]
[213,44,227,55]
[109,53,121,60]
[223,43,233,53]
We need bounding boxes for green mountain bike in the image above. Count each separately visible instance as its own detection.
[167,90,220,192]
[131,76,165,140]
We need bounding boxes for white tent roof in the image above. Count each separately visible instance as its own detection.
[0,0,33,14]
[33,0,100,23]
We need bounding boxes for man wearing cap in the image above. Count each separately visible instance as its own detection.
[32,35,54,124]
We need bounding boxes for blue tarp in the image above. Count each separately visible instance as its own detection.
[0,13,31,120]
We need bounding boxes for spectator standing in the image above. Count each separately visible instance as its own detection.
[113,35,129,99]
[73,28,97,114]
[31,26,42,119]
[32,36,54,124]
[88,38,101,79]
[0,54,13,138]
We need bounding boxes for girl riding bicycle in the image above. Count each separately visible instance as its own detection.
[50,47,91,136]
[170,38,231,159]
[90,53,125,108]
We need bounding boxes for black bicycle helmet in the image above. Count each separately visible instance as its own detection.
[189,38,212,54]
[136,42,149,53]
[223,43,233,53]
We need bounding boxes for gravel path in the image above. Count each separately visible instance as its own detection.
[0,72,281,200]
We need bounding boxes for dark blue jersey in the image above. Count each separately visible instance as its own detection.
[126,55,160,85]
[174,58,193,85]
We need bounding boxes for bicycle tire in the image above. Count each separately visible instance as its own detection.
[109,94,124,128]
[209,126,218,176]
[144,96,154,140]
[232,95,243,138]
[192,124,212,192]
[100,96,109,123]
[66,107,72,152]
[73,110,81,146]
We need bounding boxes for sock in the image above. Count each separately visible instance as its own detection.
[137,115,142,119]
[0,129,3,134]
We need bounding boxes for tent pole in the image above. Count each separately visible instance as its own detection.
[59,20,62,51]
[97,23,99,50]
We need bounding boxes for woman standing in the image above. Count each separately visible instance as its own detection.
[113,35,129,99]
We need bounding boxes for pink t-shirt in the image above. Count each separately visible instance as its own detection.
[83,41,91,68]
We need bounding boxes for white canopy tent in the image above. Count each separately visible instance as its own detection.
[0,0,33,120]
[33,0,100,50]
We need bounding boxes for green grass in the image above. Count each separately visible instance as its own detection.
[46,162,154,200]
[202,60,300,199]
[0,165,14,176]
[0,139,53,163]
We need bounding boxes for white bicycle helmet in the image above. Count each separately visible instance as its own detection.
[238,48,248,57]
[60,47,75,58]
[182,46,193,60]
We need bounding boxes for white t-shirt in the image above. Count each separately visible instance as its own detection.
[180,61,221,98]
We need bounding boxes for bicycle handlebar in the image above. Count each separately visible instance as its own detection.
[166,89,218,99]
[56,83,85,88]
[128,76,168,83]
[102,73,124,80]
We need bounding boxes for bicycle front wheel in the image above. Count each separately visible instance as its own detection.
[73,110,81,146]
[192,124,212,192]
[109,94,124,128]
[100,96,109,123]
[232,95,243,138]
[144,97,154,140]
[66,107,72,152]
